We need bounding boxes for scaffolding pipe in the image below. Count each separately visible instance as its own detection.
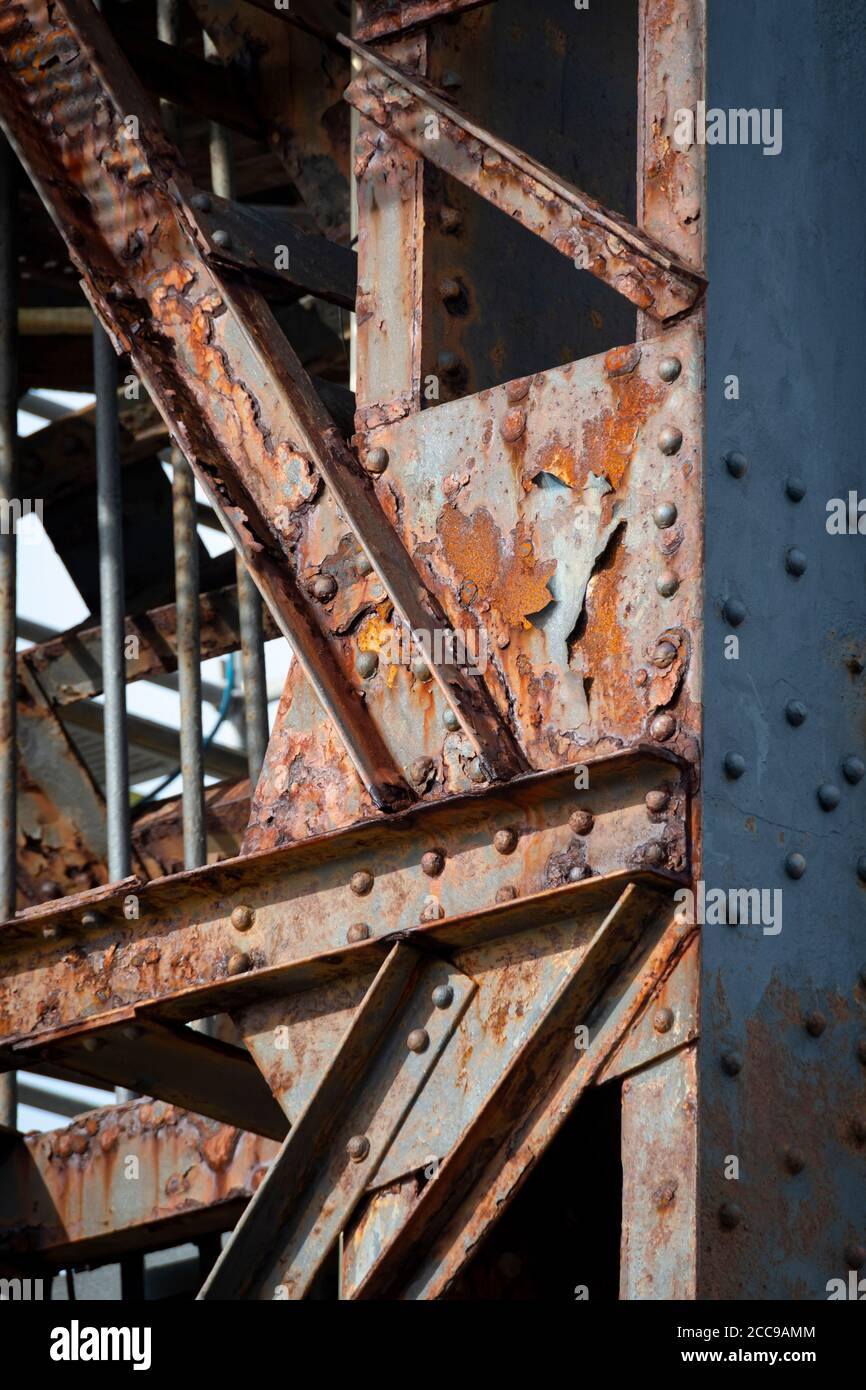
[171,446,206,868]
[0,137,16,1126]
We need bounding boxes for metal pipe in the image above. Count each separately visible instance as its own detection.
[171,447,206,867]
[204,32,269,787]
[0,136,16,1127]
[93,321,131,881]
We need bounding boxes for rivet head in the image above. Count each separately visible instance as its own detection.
[411,656,432,682]
[432,984,454,1009]
[409,756,434,786]
[437,350,461,375]
[346,922,371,944]
[495,886,517,904]
[211,227,231,248]
[857,857,866,883]
[719,1202,743,1230]
[80,909,101,929]
[466,757,487,784]
[643,842,666,867]
[42,923,62,941]
[859,964,866,987]
[311,573,337,602]
[721,1051,743,1076]
[350,870,374,897]
[482,148,502,171]
[651,640,678,668]
[724,450,748,478]
[845,1244,866,1270]
[645,788,670,813]
[365,446,389,475]
[852,1115,866,1144]
[653,1006,674,1034]
[81,1036,104,1054]
[231,904,255,932]
[191,191,212,212]
[842,756,865,785]
[653,501,678,529]
[439,276,461,302]
[421,849,445,877]
[817,783,841,811]
[783,1148,806,1175]
[122,1024,143,1042]
[226,951,251,976]
[722,598,746,627]
[785,852,807,880]
[650,713,677,742]
[785,547,807,577]
[407,1028,430,1054]
[785,700,807,727]
[724,752,746,780]
[856,1037,866,1066]
[439,206,462,234]
[804,1011,827,1038]
[569,809,594,836]
[786,477,806,502]
[656,570,679,598]
[356,649,379,680]
[658,356,682,383]
[493,827,518,855]
[658,425,683,456]
[443,707,460,732]
[500,408,526,443]
[346,1134,370,1163]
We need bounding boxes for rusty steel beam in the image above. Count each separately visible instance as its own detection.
[0,0,415,812]
[0,1098,280,1268]
[343,37,706,322]
[355,0,494,41]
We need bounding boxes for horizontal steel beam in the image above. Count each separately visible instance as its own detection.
[192,191,357,309]
[60,699,247,782]
[355,0,494,40]
[0,1097,279,1267]
[343,37,706,321]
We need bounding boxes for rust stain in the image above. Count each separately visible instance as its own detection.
[437,506,556,628]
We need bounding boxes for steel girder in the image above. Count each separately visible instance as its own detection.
[0,0,718,1299]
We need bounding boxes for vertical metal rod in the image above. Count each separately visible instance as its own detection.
[172,448,206,867]
[93,322,131,881]
[0,137,17,1127]
[204,32,269,786]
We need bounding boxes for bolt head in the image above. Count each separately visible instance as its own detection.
[346,1134,370,1163]
[443,707,460,732]
[350,869,374,896]
[421,849,445,877]
[658,356,682,383]
[411,656,432,682]
[786,476,806,502]
[346,922,371,944]
[495,886,517,904]
[804,1011,827,1038]
[226,951,251,976]
[231,904,255,932]
[785,852,807,880]
[722,598,746,627]
[785,547,807,577]
[407,1028,430,1054]
[432,984,454,1009]
[785,700,807,727]
[817,783,841,811]
[656,570,679,598]
[658,425,684,456]
[719,1202,743,1230]
[645,788,670,814]
[650,713,677,742]
[724,450,748,478]
[569,808,594,836]
[493,827,518,855]
[365,446,389,475]
[211,227,231,248]
[724,752,746,780]
[653,1006,674,1034]
[843,756,865,785]
[721,1051,743,1076]
[311,573,337,603]
[356,649,379,680]
[653,501,678,529]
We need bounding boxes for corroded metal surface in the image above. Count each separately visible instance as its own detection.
[0,1098,278,1266]
[355,0,494,42]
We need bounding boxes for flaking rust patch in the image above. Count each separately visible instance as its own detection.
[436,505,556,628]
